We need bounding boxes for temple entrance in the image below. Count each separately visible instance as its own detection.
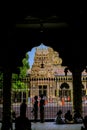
[59,89,71,102]
[59,83,71,102]
[39,85,47,97]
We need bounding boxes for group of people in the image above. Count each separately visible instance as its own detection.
[31,94,45,123]
[55,110,87,130]
[15,94,45,130]
[55,109,85,124]
[13,96,87,130]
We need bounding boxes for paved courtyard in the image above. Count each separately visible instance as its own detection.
[0,122,84,130]
[31,122,83,130]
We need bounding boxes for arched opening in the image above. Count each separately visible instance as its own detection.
[2,5,87,129]
[59,83,71,102]
[1,43,87,122]
[0,43,87,124]
[60,82,69,89]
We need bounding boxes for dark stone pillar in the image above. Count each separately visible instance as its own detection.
[2,68,12,130]
[72,69,82,114]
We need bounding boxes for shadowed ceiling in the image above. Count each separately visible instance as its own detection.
[3,3,87,72]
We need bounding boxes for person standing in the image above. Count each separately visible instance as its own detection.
[40,94,45,123]
[20,99,27,117]
[15,99,31,130]
[15,107,31,130]
[33,96,38,122]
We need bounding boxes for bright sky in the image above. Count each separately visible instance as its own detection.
[27,47,36,68]
[27,43,48,68]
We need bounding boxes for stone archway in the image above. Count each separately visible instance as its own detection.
[3,5,87,129]
[60,82,69,89]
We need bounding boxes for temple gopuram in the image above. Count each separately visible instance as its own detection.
[29,45,87,103]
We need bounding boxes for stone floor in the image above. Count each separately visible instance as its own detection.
[0,122,84,130]
[31,122,83,130]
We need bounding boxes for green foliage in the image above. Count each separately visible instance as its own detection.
[12,52,30,90]
[19,53,30,78]
[12,73,19,80]
[12,80,27,91]
[0,53,30,90]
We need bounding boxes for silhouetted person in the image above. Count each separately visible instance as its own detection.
[12,111,16,121]
[55,110,64,124]
[83,115,87,129]
[15,111,31,130]
[73,110,83,123]
[33,96,38,122]
[64,110,73,123]
[40,94,45,123]
[81,115,87,130]
[20,99,27,117]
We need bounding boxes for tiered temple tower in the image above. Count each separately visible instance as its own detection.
[29,45,87,103]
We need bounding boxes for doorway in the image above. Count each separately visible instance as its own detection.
[39,85,47,97]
